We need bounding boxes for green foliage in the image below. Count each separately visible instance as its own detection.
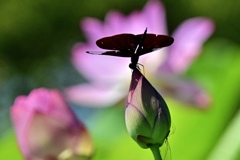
[0,132,23,160]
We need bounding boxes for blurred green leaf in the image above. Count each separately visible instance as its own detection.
[207,108,240,160]
[0,131,23,160]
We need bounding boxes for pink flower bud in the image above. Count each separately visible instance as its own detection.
[11,88,93,160]
[125,69,171,149]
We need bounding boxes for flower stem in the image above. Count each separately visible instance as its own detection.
[150,144,162,160]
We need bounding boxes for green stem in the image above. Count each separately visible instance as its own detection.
[150,144,162,160]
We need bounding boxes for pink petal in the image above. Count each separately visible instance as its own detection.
[24,89,78,124]
[115,0,167,34]
[71,43,130,84]
[103,11,130,34]
[137,0,169,72]
[11,98,32,157]
[141,0,167,34]
[27,112,72,158]
[160,17,214,74]
[82,0,167,39]
[156,74,211,108]
[81,18,105,43]
[65,83,128,107]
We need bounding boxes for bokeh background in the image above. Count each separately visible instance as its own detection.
[1,0,240,159]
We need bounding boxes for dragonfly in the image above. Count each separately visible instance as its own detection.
[86,28,174,69]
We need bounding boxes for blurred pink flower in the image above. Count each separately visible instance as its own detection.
[11,88,93,160]
[65,0,214,108]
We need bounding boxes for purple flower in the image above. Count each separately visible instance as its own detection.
[65,0,214,108]
[125,68,171,149]
[11,88,93,160]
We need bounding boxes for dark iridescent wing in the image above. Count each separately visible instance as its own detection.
[96,34,138,52]
[86,50,133,57]
[136,34,174,56]
[87,30,174,57]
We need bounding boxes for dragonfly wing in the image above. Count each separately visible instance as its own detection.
[86,50,132,57]
[96,34,138,52]
[136,34,174,56]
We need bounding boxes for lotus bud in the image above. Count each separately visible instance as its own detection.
[125,69,171,149]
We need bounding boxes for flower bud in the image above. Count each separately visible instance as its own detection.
[11,88,93,160]
[125,69,171,149]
